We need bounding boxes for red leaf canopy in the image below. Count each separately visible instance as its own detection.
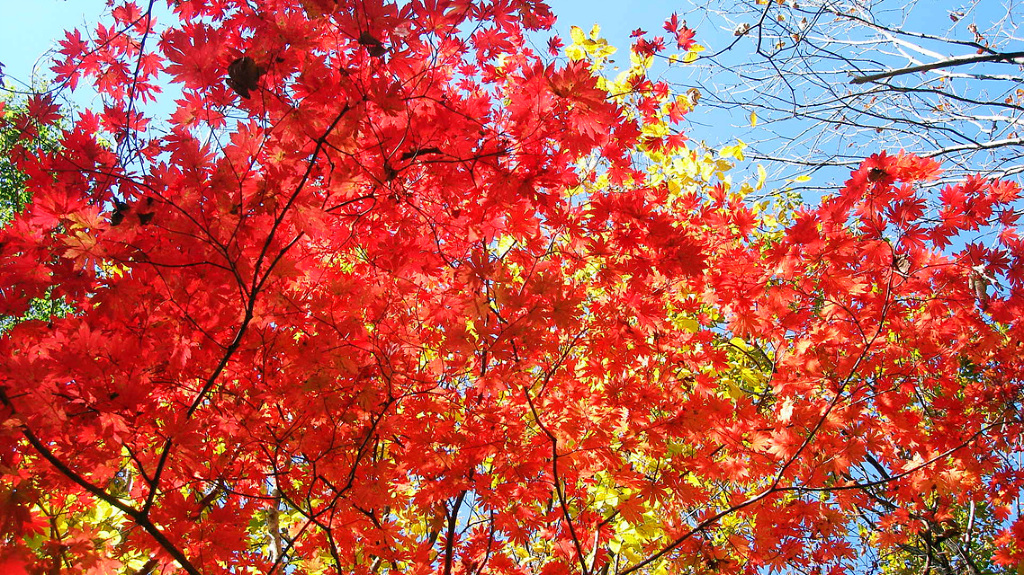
[0,1,1022,574]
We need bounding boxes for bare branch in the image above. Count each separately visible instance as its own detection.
[851,50,1024,84]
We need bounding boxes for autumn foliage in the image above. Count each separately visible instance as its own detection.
[1,1,1023,574]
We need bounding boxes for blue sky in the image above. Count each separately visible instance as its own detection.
[0,0,108,89]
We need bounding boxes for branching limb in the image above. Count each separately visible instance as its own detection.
[851,50,1024,84]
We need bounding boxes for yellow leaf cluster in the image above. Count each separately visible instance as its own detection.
[566,25,616,63]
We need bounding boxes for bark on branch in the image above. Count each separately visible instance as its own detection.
[851,50,1024,84]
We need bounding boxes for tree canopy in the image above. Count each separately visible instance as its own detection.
[0,1,1022,574]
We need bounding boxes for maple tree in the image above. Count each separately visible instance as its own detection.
[1,1,1023,574]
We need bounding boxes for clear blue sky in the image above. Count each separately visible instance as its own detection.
[0,0,108,89]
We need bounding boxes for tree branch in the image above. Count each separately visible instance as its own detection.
[851,51,1024,84]
[18,426,201,575]
[442,491,468,575]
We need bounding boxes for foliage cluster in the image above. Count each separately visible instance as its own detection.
[0,1,1022,574]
